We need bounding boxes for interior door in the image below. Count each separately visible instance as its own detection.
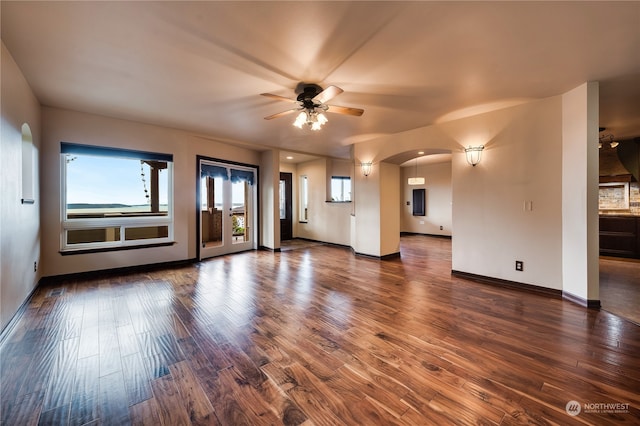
[199,160,257,259]
[279,172,293,241]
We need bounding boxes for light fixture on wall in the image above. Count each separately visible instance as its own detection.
[464,145,484,166]
[408,157,425,185]
[361,162,372,177]
[598,133,618,149]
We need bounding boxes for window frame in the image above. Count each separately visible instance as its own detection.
[60,143,174,253]
[330,175,352,202]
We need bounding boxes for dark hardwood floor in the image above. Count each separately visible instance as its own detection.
[1,235,639,425]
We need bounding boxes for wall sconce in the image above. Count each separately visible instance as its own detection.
[464,145,484,166]
[361,162,372,177]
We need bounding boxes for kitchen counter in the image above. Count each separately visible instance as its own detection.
[599,215,640,258]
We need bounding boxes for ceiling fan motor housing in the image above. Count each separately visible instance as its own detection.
[296,84,323,107]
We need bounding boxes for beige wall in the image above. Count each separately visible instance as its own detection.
[353,160,383,256]
[296,159,351,246]
[40,107,262,277]
[355,96,566,289]
[1,42,42,331]
[400,161,452,236]
[380,162,401,255]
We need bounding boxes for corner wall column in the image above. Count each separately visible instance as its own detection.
[561,81,600,306]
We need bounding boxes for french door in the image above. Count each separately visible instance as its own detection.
[198,159,257,260]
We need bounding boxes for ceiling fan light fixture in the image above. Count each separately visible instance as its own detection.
[262,84,363,131]
[293,111,307,128]
[293,108,329,131]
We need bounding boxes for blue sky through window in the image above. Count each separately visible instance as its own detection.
[66,155,168,206]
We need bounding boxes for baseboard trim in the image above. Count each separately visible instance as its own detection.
[400,232,452,239]
[451,270,562,299]
[40,258,197,284]
[259,246,281,252]
[294,238,351,250]
[562,291,601,309]
[353,249,401,260]
[0,282,40,346]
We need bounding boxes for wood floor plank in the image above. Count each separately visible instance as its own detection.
[168,361,215,423]
[149,374,192,426]
[1,236,639,425]
[129,397,162,426]
[68,355,100,426]
[284,362,362,425]
[43,336,80,410]
[216,366,282,425]
[121,353,153,406]
[1,390,43,426]
[99,371,131,425]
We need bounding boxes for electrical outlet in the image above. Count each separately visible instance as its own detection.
[515,260,523,271]
[406,201,410,206]
[439,225,443,230]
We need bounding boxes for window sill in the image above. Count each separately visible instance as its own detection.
[60,241,176,256]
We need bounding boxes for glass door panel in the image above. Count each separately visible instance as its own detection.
[199,160,256,259]
[201,175,224,249]
[232,180,249,244]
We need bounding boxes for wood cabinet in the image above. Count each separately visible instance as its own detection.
[599,215,640,258]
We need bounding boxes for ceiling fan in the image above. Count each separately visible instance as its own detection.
[261,83,364,130]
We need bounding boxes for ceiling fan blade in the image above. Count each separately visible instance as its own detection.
[326,105,364,116]
[264,109,298,120]
[313,85,343,104]
[261,93,297,103]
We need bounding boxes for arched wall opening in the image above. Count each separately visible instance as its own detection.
[21,123,35,203]
[352,94,581,297]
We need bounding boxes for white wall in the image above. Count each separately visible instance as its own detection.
[297,158,351,246]
[562,82,600,302]
[40,107,262,277]
[1,42,42,331]
[401,161,452,236]
[260,149,279,250]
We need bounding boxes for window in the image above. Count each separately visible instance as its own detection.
[331,176,351,202]
[61,142,173,252]
[299,175,308,222]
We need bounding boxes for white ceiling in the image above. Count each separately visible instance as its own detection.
[2,1,639,160]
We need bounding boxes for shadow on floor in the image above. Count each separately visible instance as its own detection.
[280,239,325,252]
